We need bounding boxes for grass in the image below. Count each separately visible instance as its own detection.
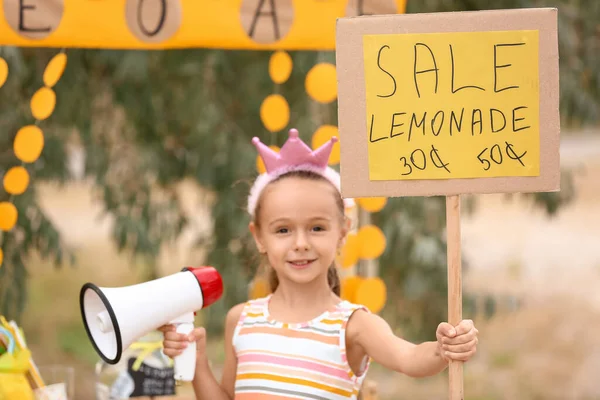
[489,351,517,368]
[57,322,98,365]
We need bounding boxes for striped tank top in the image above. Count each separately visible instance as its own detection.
[232,294,370,400]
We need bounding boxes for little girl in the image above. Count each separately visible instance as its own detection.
[161,128,478,400]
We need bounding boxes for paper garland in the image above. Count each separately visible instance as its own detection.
[260,94,290,133]
[268,51,293,84]
[0,52,66,267]
[0,58,7,88]
[305,63,337,104]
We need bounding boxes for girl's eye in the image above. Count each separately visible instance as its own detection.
[312,226,325,232]
[276,228,288,234]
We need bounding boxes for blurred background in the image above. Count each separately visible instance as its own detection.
[0,0,599,399]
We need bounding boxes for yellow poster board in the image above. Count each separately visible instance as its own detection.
[0,0,405,50]
[363,30,540,181]
[336,8,560,198]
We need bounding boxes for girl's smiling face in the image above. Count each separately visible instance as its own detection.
[250,176,347,288]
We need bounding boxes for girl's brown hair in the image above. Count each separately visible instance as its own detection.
[253,170,344,296]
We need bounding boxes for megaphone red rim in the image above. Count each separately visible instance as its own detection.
[182,266,223,308]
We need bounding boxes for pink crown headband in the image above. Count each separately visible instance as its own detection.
[247,128,354,216]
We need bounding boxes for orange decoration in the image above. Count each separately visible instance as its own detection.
[340,275,362,303]
[0,202,18,231]
[14,125,44,163]
[305,63,337,103]
[0,57,8,88]
[339,232,359,269]
[30,87,56,120]
[357,197,387,213]
[269,51,293,84]
[357,225,386,260]
[260,94,290,132]
[355,277,387,313]
[43,52,67,88]
[250,277,270,299]
[3,166,30,195]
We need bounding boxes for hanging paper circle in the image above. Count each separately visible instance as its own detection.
[357,197,387,213]
[14,125,44,163]
[355,277,387,313]
[250,277,270,299]
[0,57,8,89]
[30,87,56,120]
[43,53,67,88]
[357,224,386,260]
[0,248,3,267]
[260,94,289,133]
[256,145,280,174]
[0,202,18,231]
[340,232,360,269]
[269,51,293,84]
[340,275,362,303]
[3,166,30,195]
[312,125,340,165]
[305,63,337,104]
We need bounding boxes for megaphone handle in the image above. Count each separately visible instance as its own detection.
[171,312,197,382]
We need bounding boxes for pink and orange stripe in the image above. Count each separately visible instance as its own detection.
[232,295,370,399]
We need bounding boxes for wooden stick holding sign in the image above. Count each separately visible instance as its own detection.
[335,8,560,399]
[446,194,463,398]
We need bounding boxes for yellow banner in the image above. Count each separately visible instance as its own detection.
[363,30,540,181]
[0,0,405,50]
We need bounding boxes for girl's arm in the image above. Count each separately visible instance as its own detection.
[346,310,477,378]
[191,303,244,400]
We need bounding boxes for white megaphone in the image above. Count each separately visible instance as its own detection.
[80,266,223,381]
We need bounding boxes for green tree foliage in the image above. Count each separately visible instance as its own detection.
[0,0,594,344]
[0,47,323,330]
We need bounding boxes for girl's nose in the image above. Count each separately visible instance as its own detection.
[294,232,310,251]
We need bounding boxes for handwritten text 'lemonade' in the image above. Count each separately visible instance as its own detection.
[363,30,540,180]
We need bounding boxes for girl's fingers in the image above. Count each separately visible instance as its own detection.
[157,324,175,333]
[161,325,204,359]
[163,331,191,342]
[436,322,456,340]
[162,348,184,358]
[161,326,207,360]
[454,319,474,336]
[443,337,477,353]
[163,339,188,350]
[443,329,477,345]
[444,348,476,362]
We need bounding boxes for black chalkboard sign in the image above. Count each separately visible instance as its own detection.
[127,357,176,397]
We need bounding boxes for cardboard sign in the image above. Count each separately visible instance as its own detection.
[0,0,405,50]
[336,8,560,197]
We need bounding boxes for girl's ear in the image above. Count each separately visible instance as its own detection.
[344,215,352,233]
[249,222,266,254]
[342,215,352,238]
[338,216,352,248]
